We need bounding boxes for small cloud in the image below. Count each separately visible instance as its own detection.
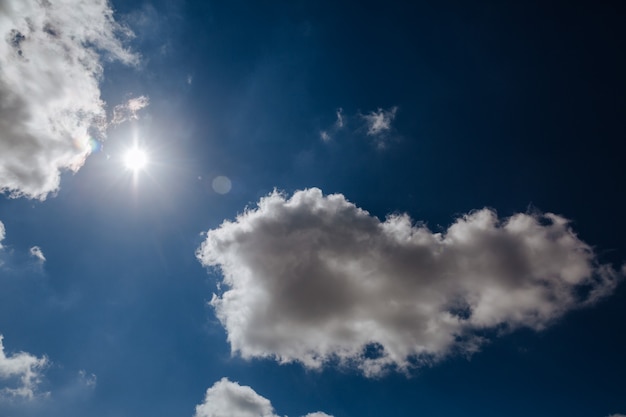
[0,221,5,249]
[0,335,48,399]
[362,106,397,136]
[194,378,333,417]
[111,95,150,125]
[187,74,193,85]
[29,246,45,263]
[319,108,345,142]
[335,107,344,129]
[77,370,97,388]
[320,106,399,149]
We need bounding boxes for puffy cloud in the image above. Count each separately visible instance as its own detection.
[607,414,626,417]
[29,246,46,263]
[197,188,621,376]
[0,335,48,399]
[194,378,332,417]
[194,378,277,417]
[0,0,138,199]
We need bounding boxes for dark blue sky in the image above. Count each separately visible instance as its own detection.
[0,1,625,416]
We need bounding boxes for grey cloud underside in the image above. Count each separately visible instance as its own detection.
[0,0,137,199]
[194,378,333,417]
[197,188,621,376]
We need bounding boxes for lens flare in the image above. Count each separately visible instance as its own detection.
[124,148,148,171]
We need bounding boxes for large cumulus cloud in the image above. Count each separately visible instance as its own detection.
[197,188,621,376]
[0,0,137,199]
[194,378,332,417]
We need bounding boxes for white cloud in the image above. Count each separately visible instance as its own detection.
[607,414,626,417]
[77,370,97,388]
[362,106,397,136]
[197,188,622,376]
[319,108,344,142]
[320,106,398,147]
[29,246,46,263]
[0,335,48,399]
[0,0,138,199]
[335,107,344,129]
[194,378,333,417]
[111,95,149,125]
[0,221,5,249]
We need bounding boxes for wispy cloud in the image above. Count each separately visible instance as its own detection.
[0,221,5,250]
[28,246,46,264]
[361,106,398,148]
[0,335,48,399]
[320,131,331,142]
[194,378,333,417]
[362,106,397,136]
[319,106,398,148]
[319,108,345,142]
[0,0,138,199]
[197,188,622,376]
[111,96,150,125]
[335,107,344,129]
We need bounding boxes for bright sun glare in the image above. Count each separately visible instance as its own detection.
[124,148,148,171]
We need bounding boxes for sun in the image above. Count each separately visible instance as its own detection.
[123,148,148,171]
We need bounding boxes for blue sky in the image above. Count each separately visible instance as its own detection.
[0,0,625,416]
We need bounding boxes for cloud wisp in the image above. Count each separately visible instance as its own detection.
[111,95,150,125]
[0,335,48,399]
[197,188,622,376]
[319,108,344,142]
[28,246,46,264]
[320,106,398,148]
[0,0,138,199]
[0,221,5,250]
[361,106,398,149]
[362,106,397,137]
[194,378,332,417]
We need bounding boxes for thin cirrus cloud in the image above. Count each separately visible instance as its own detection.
[194,378,333,417]
[110,95,150,125]
[0,335,48,399]
[320,106,397,148]
[319,108,344,143]
[0,0,138,200]
[196,188,622,376]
